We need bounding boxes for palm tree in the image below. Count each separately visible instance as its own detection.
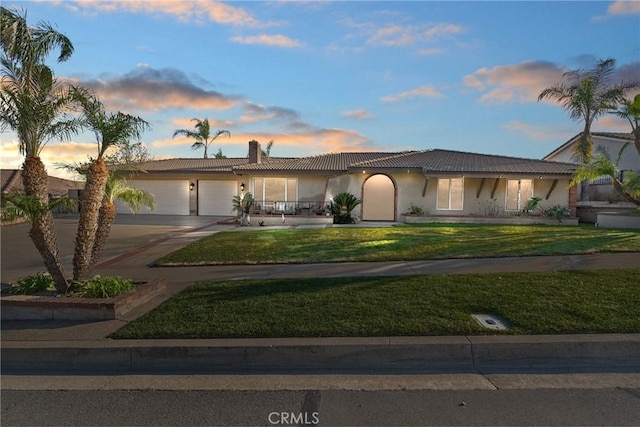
[72,90,150,280]
[539,58,638,164]
[90,173,154,265]
[571,154,640,207]
[0,7,78,292]
[172,118,230,159]
[610,94,640,158]
[262,140,274,159]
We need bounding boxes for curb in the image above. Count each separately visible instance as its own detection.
[3,335,639,374]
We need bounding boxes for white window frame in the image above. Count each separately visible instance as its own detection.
[505,179,533,211]
[436,178,464,211]
[253,177,298,202]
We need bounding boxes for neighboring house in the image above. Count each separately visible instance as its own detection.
[116,141,577,221]
[544,132,640,201]
[1,169,84,199]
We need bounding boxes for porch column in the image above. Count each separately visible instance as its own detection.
[569,185,577,217]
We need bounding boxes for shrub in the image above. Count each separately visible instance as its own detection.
[9,273,55,295]
[407,203,425,215]
[330,192,361,224]
[481,198,502,217]
[76,275,135,298]
[544,205,571,223]
[524,197,542,215]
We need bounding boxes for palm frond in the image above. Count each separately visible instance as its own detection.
[55,160,89,179]
[105,175,154,212]
[1,191,76,222]
[539,58,640,163]
[570,154,618,186]
[172,118,229,158]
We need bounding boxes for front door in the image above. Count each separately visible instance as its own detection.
[362,174,395,221]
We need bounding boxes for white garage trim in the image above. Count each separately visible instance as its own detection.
[198,180,237,216]
[116,180,190,215]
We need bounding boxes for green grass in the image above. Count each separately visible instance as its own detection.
[155,224,640,265]
[111,269,640,339]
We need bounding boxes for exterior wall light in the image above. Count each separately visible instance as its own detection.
[189,182,195,191]
[240,182,245,192]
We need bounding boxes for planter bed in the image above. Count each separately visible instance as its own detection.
[597,212,640,229]
[240,214,334,227]
[0,279,167,321]
[401,215,579,226]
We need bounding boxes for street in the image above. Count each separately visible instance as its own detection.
[3,386,640,426]
[2,374,640,426]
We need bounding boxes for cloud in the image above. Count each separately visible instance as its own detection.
[240,102,301,124]
[231,34,303,48]
[367,23,465,47]
[153,128,375,154]
[504,121,575,141]
[417,48,444,56]
[343,109,373,120]
[381,85,444,102]
[49,0,267,27]
[594,115,633,132]
[0,138,24,171]
[70,65,240,113]
[608,0,640,15]
[615,61,640,85]
[0,138,102,180]
[170,117,235,129]
[463,60,565,104]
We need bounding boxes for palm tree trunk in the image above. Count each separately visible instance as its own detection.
[578,127,593,202]
[90,201,116,266]
[21,156,68,292]
[73,157,109,280]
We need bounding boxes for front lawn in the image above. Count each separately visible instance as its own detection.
[155,224,640,265]
[111,269,640,339]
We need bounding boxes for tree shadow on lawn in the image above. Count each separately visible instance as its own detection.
[187,276,392,303]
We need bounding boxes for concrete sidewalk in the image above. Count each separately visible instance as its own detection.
[2,216,640,375]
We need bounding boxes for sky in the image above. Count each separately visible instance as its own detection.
[1,0,639,179]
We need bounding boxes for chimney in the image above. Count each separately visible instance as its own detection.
[249,140,262,164]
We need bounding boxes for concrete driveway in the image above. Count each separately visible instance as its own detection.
[0,214,229,283]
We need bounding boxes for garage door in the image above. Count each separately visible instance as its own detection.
[198,180,237,216]
[116,180,190,215]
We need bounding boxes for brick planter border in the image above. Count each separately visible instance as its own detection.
[0,279,167,321]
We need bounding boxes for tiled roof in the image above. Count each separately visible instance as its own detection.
[233,152,402,172]
[544,132,634,159]
[354,149,577,175]
[114,150,576,176]
[591,132,634,140]
[1,169,84,196]
[114,157,291,173]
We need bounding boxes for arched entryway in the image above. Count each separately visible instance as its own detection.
[362,174,395,221]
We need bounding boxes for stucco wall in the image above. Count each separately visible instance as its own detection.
[128,171,573,219]
[398,176,569,217]
[547,137,639,172]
